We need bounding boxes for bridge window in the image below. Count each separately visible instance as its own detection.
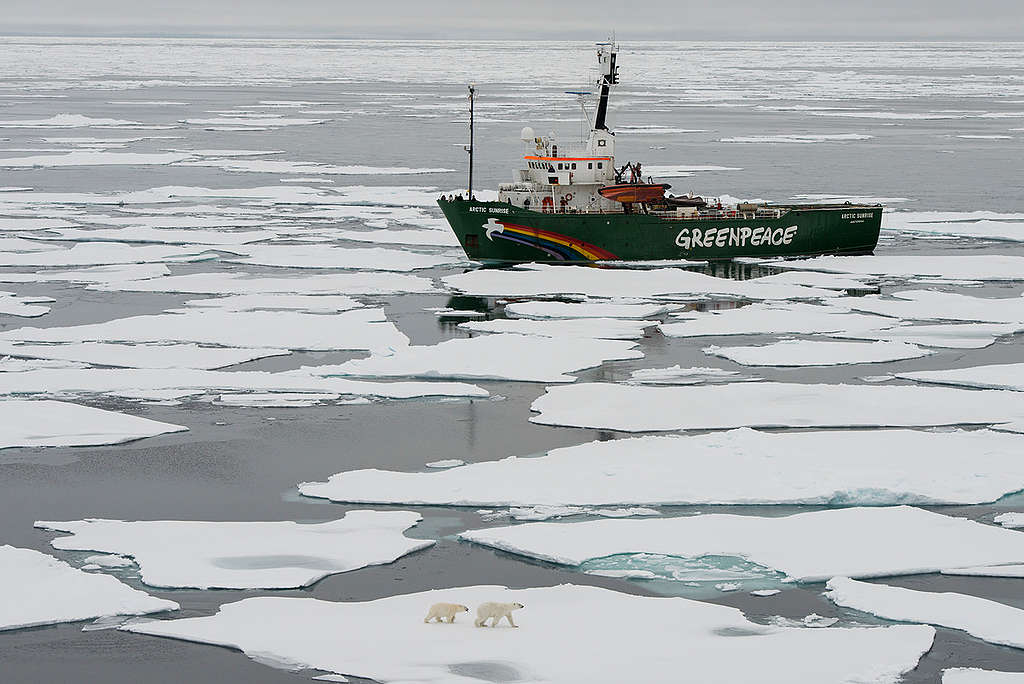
[588,163,593,169]
[571,163,577,170]
[597,162,603,169]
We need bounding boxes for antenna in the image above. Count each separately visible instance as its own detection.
[465,84,476,200]
[565,90,593,141]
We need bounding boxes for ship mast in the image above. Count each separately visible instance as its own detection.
[466,83,476,200]
[593,43,618,131]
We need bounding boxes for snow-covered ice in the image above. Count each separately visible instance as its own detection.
[88,271,436,295]
[899,363,1024,392]
[762,255,1024,282]
[333,227,459,247]
[720,133,873,143]
[0,399,186,449]
[461,506,1024,582]
[122,584,934,684]
[459,317,655,340]
[0,291,52,317]
[943,670,1024,684]
[847,291,1024,324]
[216,393,341,408]
[627,365,744,384]
[37,511,433,590]
[703,340,931,366]
[0,341,290,370]
[314,334,643,383]
[826,576,1024,650]
[0,151,191,167]
[529,382,1024,432]
[660,303,890,337]
[41,227,277,246]
[225,245,460,271]
[0,545,177,631]
[884,212,1024,243]
[182,294,361,313]
[0,242,215,267]
[0,368,488,401]
[941,564,1024,579]
[504,300,679,319]
[298,428,1024,507]
[832,323,1022,349]
[0,308,408,352]
[995,513,1024,528]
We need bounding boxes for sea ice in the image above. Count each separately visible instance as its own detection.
[720,133,873,143]
[444,263,834,301]
[0,545,177,631]
[88,271,436,295]
[458,317,655,340]
[182,294,361,313]
[826,577,1024,650]
[884,212,1024,243]
[529,382,1024,432]
[832,323,1022,349]
[314,334,642,383]
[0,368,487,401]
[504,300,679,319]
[995,513,1024,528]
[0,291,51,317]
[0,151,191,167]
[0,217,78,231]
[42,227,277,246]
[899,363,1024,392]
[847,290,1024,324]
[940,565,1024,579]
[943,670,1024,683]
[660,302,890,337]
[703,340,931,366]
[333,228,459,247]
[225,245,460,271]
[461,506,1024,582]
[0,341,290,370]
[0,399,187,449]
[762,255,1024,282]
[0,263,170,286]
[122,584,934,684]
[627,365,743,384]
[37,511,432,590]
[216,393,341,408]
[0,308,408,352]
[0,114,150,128]
[83,554,135,568]
[298,428,1024,507]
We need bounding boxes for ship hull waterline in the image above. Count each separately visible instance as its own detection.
[440,199,882,263]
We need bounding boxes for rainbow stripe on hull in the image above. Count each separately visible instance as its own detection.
[488,221,618,261]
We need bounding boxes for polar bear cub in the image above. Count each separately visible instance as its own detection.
[424,602,469,623]
[475,601,524,628]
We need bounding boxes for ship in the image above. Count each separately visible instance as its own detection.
[438,42,882,263]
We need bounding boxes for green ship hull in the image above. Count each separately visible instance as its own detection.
[439,199,882,263]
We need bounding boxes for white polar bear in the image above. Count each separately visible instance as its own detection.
[424,602,469,624]
[474,601,524,628]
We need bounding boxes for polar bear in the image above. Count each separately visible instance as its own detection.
[424,602,469,624]
[474,602,524,628]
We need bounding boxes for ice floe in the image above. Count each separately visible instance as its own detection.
[847,291,1024,324]
[763,255,1024,282]
[182,294,361,314]
[832,323,1022,349]
[626,365,745,384]
[1,308,407,352]
[313,334,643,383]
[504,300,679,319]
[459,317,655,340]
[37,511,432,590]
[0,114,152,128]
[298,428,1024,507]
[89,271,436,295]
[826,577,1024,650]
[444,264,834,301]
[0,151,191,167]
[0,217,78,231]
[225,245,460,271]
[720,134,873,143]
[995,513,1024,528]
[884,211,1024,242]
[0,545,177,631]
[941,565,1024,579]
[0,242,214,267]
[529,382,1024,432]
[0,368,487,401]
[0,291,52,317]
[0,341,290,370]
[944,670,1024,684]
[180,158,455,175]
[216,393,344,408]
[461,506,1024,582]
[333,227,460,247]
[41,227,277,246]
[0,399,186,449]
[182,117,327,127]
[0,263,170,286]
[899,363,1024,392]
[703,340,931,366]
[123,584,934,684]
[660,303,890,337]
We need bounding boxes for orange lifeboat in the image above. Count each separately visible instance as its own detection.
[598,183,671,203]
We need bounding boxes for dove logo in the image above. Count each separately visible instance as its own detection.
[483,218,505,241]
